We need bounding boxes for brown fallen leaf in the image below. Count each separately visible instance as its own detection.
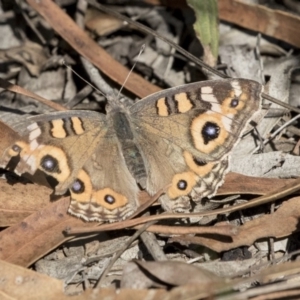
[121,260,222,289]
[171,196,300,252]
[219,0,300,48]
[0,197,96,267]
[0,78,67,112]
[0,259,65,300]
[218,172,298,195]
[0,180,51,227]
[85,8,124,36]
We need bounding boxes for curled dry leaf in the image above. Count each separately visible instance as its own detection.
[218,172,298,196]
[121,260,222,289]
[171,197,300,252]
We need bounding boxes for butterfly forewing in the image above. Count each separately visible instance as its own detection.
[130,79,262,161]
[2,111,108,194]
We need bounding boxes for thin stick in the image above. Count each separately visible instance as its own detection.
[94,220,156,288]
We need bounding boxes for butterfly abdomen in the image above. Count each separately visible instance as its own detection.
[112,110,147,188]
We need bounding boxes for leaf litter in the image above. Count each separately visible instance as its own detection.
[0,0,300,299]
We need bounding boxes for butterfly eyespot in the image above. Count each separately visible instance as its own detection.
[71,179,85,194]
[40,155,60,173]
[202,122,220,144]
[12,144,22,153]
[177,180,188,191]
[230,98,239,107]
[104,194,115,204]
[193,157,207,166]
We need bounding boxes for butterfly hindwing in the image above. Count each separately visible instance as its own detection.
[68,130,139,222]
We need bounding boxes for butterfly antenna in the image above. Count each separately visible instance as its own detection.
[117,44,146,98]
[61,59,106,97]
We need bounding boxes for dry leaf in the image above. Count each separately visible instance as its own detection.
[25,0,160,98]
[0,180,51,226]
[121,260,222,289]
[0,197,95,267]
[219,0,300,48]
[85,9,124,36]
[218,172,298,195]
[172,197,300,252]
[0,259,65,300]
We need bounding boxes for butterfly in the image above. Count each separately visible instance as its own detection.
[0,79,262,222]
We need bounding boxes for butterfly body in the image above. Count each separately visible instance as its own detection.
[1,79,262,222]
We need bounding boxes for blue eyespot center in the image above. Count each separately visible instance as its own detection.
[177,180,187,190]
[41,155,60,173]
[71,179,84,194]
[105,194,115,204]
[193,157,207,166]
[230,98,239,107]
[12,144,21,153]
[202,122,220,144]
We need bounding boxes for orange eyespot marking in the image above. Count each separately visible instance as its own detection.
[8,141,28,157]
[183,151,216,176]
[92,188,128,210]
[174,93,194,113]
[221,91,246,115]
[50,119,67,138]
[190,114,228,154]
[37,145,71,181]
[167,172,197,199]
[70,170,92,202]
[71,117,84,135]
[156,98,169,116]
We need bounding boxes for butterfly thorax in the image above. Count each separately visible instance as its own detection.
[109,104,147,189]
